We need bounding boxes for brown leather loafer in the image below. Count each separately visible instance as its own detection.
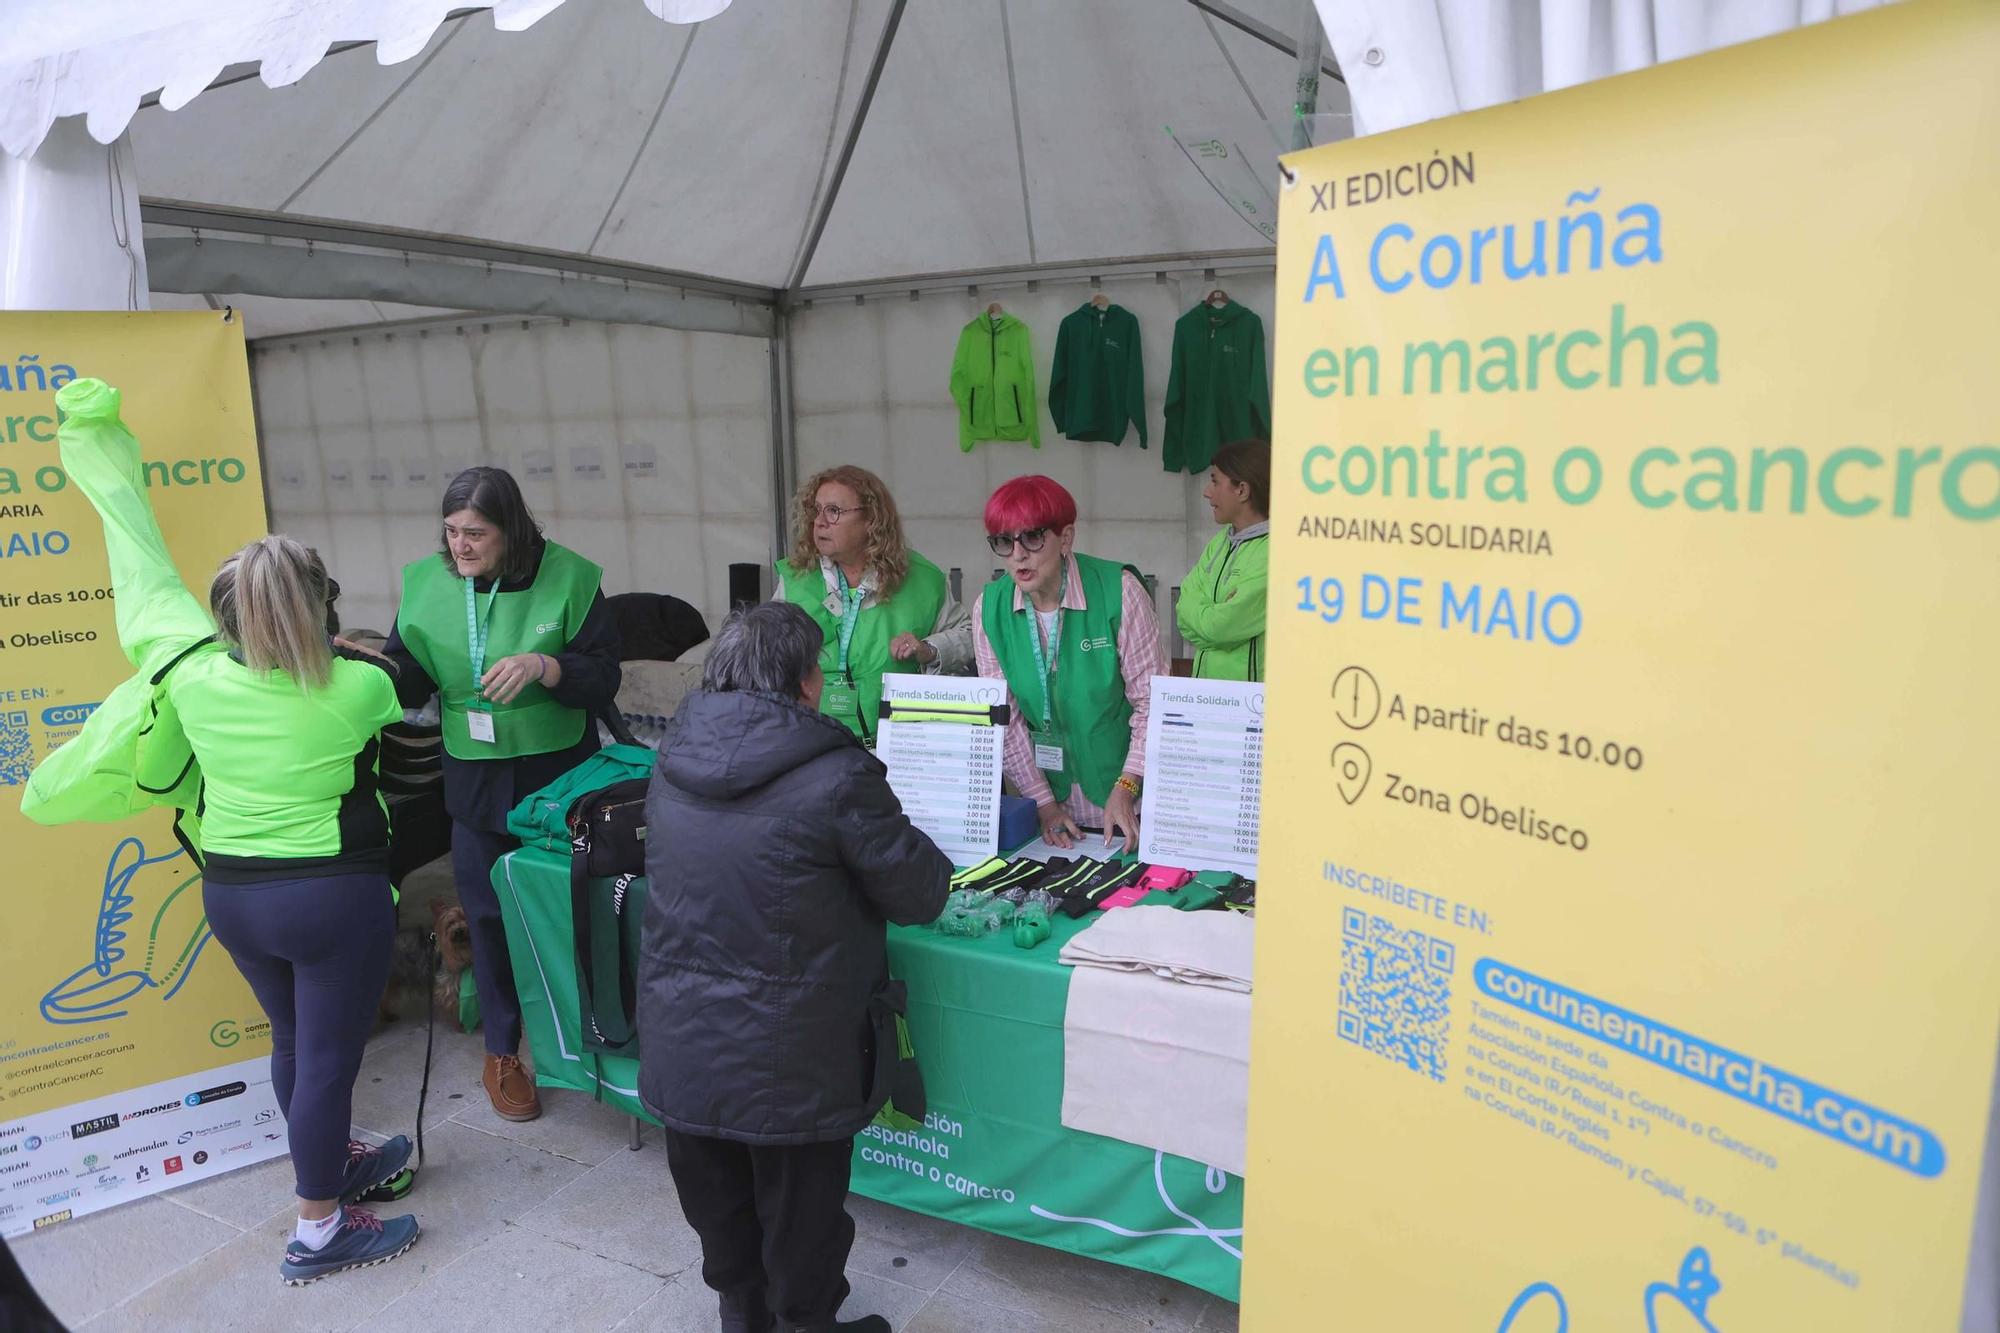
[482,1053,541,1122]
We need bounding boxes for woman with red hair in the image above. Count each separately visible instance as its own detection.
[972,476,1165,851]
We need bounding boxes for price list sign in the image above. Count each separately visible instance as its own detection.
[1138,678,1263,877]
[877,674,1005,866]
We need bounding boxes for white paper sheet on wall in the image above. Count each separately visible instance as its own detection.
[1137,676,1262,878]
[403,459,432,488]
[620,442,658,478]
[522,449,556,481]
[570,446,606,481]
[327,461,354,489]
[876,673,1005,866]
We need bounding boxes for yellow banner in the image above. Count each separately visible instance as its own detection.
[1249,6,1998,1330]
[1,313,283,1234]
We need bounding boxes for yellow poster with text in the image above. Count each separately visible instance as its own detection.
[1248,6,1997,1330]
[1,313,284,1237]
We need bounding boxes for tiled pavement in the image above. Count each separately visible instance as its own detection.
[12,1019,1241,1332]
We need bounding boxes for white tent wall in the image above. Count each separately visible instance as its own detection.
[789,269,1276,646]
[251,318,771,637]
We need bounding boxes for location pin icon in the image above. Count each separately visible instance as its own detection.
[1332,743,1372,805]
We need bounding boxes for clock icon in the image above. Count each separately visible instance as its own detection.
[1332,666,1381,730]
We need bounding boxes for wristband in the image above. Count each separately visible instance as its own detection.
[1114,774,1141,798]
[537,652,553,683]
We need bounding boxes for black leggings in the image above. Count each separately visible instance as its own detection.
[202,871,394,1200]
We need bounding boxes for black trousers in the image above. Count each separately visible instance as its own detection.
[202,872,395,1200]
[661,1128,857,1324]
[450,821,523,1056]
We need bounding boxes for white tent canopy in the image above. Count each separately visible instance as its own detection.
[9,0,1352,335]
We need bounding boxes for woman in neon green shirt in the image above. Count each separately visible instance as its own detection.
[1178,438,1271,681]
[28,380,420,1285]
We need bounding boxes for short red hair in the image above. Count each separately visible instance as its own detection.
[984,475,1077,535]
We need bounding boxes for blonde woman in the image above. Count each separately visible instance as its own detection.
[27,381,419,1285]
[774,465,971,744]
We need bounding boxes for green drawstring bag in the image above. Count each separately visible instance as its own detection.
[872,1014,924,1132]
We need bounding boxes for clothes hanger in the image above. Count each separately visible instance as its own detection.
[1090,291,1110,310]
[1206,288,1229,308]
[986,302,1004,317]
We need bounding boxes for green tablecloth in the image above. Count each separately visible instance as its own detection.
[491,847,1244,1302]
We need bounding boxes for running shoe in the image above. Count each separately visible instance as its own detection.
[278,1208,419,1285]
[338,1136,412,1205]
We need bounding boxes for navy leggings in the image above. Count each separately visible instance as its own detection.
[451,822,524,1057]
[202,872,394,1200]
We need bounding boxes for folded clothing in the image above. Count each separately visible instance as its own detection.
[1052,859,1145,918]
[1058,905,1254,993]
[1061,963,1250,1176]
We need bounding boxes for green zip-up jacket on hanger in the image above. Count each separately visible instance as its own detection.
[1163,299,1270,474]
[949,311,1041,451]
[1049,302,1146,447]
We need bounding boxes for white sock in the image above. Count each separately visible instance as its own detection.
[294,1210,342,1251]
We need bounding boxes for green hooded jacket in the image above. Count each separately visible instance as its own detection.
[1049,302,1146,447]
[1163,300,1270,474]
[949,311,1041,451]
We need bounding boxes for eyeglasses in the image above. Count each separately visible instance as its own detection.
[986,528,1052,557]
[813,503,862,524]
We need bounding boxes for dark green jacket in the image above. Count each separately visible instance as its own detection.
[1050,302,1146,447]
[1163,300,1270,474]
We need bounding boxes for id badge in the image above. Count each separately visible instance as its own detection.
[466,708,497,744]
[1033,730,1067,774]
[823,682,861,719]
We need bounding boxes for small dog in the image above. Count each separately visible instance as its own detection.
[377,897,476,1030]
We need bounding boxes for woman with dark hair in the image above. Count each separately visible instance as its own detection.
[1179,437,1271,681]
[970,475,1166,853]
[382,467,622,1122]
[774,465,970,746]
[639,600,950,1333]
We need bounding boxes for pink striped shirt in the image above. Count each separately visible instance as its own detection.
[972,558,1165,829]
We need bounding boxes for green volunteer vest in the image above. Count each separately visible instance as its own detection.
[395,542,602,760]
[981,553,1137,807]
[776,552,949,739]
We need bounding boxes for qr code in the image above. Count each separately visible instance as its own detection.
[0,710,30,786]
[1337,907,1454,1082]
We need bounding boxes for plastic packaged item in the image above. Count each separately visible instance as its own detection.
[936,889,1006,937]
[1013,900,1052,949]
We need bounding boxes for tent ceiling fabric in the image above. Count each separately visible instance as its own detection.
[14,0,1335,305]
[0,0,727,160]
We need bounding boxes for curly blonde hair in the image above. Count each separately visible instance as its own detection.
[785,465,912,599]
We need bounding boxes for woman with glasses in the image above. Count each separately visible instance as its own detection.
[775,466,971,746]
[971,475,1166,853]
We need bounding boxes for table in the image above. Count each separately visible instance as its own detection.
[491,846,1245,1302]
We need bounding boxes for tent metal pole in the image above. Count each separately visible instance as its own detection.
[785,0,908,296]
[767,308,798,560]
[795,248,1277,305]
[141,200,777,306]
[1187,0,1342,83]
[1292,0,1327,150]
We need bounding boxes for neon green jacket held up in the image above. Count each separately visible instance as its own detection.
[21,380,403,873]
[949,311,1041,451]
[20,380,214,851]
[1177,526,1269,681]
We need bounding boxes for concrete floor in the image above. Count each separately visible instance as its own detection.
[10,1017,1242,1332]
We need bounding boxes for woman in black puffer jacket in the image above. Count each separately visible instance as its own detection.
[638,601,950,1333]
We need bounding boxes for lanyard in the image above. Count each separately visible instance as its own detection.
[1026,600,1061,728]
[464,575,504,693]
[830,566,866,674]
